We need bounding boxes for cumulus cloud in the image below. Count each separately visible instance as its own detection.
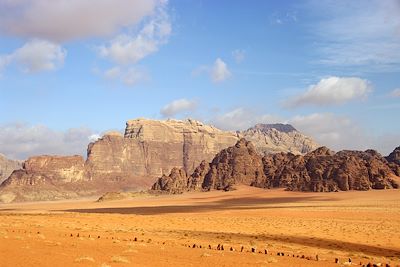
[104,66,148,86]
[232,49,245,63]
[289,113,400,155]
[390,88,400,97]
[309,0,400,69]
[0,39,66,73]
[160,99,197,117]
[98,1,171,65]
[209,108,399,155]
[0,123,100,160]
[0,0,158,42]
[211,58,231,82]
[210,108,281,131]
[285,76,372,107]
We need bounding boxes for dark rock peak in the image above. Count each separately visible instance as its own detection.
[386,146,400,165]
[246,123,297,133]
[306,146,334,157]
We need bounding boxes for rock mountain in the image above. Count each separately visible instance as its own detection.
[152,139,400,193]
[239,123,319,155]
[0,154,21,185]
[1,119,317,202]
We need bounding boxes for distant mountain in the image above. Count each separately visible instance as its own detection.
[238,123,319,155]
[0,154,22,184]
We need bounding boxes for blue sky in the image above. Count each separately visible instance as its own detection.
[0,0,399,159]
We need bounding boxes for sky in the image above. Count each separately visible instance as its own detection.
[0,0,400,160]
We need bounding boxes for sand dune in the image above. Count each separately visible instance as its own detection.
[0,186,399,266]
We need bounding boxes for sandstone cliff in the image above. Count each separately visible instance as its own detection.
[86,118,238,179]
[152,140,400,193]
[0,119,239,202]
[239,123,319,155]
[0,154,22,184]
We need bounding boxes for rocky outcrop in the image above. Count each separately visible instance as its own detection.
[262,148,399,191]
[386,146,400,176]
[202,139,267,191]
[152,140,400,193]
[0,154,22,184]
[2,155,86,187]
[239,123,319,155]
[151,167,188,194]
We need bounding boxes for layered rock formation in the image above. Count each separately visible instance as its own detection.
[239,123,319,155]
[86,118,238,179]
[0,154,22,184]
[152,140,400,193]
[0,119,239,202]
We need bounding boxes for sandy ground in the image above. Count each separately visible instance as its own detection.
[0,186,399,267]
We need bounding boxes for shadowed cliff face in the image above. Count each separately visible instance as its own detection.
[152,140,400,194]
[0,154,21,184]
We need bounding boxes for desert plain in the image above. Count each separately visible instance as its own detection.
[0,186,399,267]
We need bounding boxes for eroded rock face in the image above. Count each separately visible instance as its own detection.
[3,155,87,187]
[151,167,188,194]
[152,140,400,193]
[386,146,400,175]
[202,138,267,191]
[0,154,22,184]
[239,123,319,155]
[87,119,239,180]
[262,148,399,192]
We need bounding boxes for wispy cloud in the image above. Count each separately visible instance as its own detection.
[98,2,171,65]
[210,108,399,155]
[103,66,149,86]
[309,0,400,70]
[232,49,245,63]
[97,0,170,86]
[390,88,400,97]
[0,123,100,160]
[210,107,281,131]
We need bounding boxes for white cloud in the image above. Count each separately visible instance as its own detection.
[210,108,281,131]
[1,39,67,73]
[0,0,159,42]
[103,66,148,86]
[285,76,372,107]
[0,123,100,160]
[88,134,101,142]
[98,1,171,65]
[160,99,197,117]
[309,0,400,69]
[289,112,400,155]
[211,58,231,83]
[390,88,400,97]
[210,108,399,155]
[232,49,245,63]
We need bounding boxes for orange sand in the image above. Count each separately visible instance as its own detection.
[0,186,399,267]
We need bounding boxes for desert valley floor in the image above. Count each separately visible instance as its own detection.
[0,186,399,267]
